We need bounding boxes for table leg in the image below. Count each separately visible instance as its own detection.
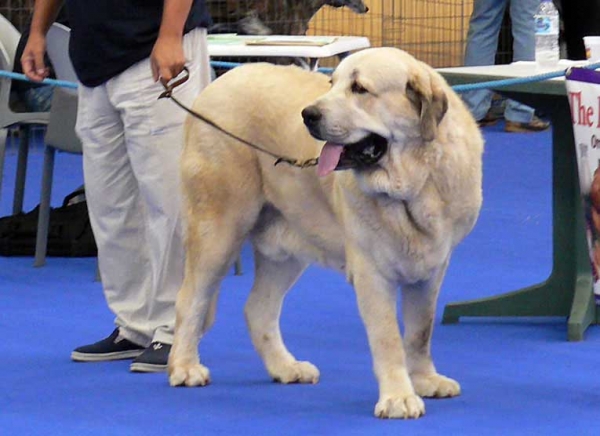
[442,98,598,340]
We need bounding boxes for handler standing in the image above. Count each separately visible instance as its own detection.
[21,0,212,372]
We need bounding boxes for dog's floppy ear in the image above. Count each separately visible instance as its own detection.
[406,71,448,142]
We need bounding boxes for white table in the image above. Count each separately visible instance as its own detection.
[437,61,597,341]
[207,35,371,70]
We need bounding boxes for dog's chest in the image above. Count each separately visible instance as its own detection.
[345,196,452,283]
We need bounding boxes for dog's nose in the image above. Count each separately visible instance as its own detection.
[302,106,322,126]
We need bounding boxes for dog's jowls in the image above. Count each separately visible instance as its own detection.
[168,47,483,419]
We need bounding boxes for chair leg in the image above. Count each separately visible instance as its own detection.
[13,125,31,214]
[0,128,6,206]
[234,256,243,276]
[34,146,55,267]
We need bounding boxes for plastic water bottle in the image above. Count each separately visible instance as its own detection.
[534,0,560,66]
[534,0,560,67]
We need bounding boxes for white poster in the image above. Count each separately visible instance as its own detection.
[566,67,600,304]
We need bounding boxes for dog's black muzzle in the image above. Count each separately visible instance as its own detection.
[335,133,388,170]
[301,106,324,138]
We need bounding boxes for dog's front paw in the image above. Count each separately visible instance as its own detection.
[169,363,211,387]
[270,360,320,384]
[411,373,460,398]
[374,394,425,419]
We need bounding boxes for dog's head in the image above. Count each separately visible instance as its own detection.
[302,47,448,177]
[325,0,369,14]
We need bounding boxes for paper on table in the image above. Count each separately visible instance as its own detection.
[244,36,338,47]
[511,60,590,68]
[207,34,244,45]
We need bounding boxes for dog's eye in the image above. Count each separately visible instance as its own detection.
[351,81,368,94]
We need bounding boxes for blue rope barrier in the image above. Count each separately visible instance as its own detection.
[451,61,600,93]
[210,60,245,70]
[3,60,600,94]
[451,69,568,93]
[0,70,78,89]
[211,60,335,75]
[213,60,600,93]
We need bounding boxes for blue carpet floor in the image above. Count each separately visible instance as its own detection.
[2,123,600,436]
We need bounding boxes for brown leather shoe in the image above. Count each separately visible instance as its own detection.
[504,116,550,133]
[477,110,503,127]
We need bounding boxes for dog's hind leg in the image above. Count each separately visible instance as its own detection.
[244,250,319,384]
[401,258,460,399]
[168,150,262,387]
[168,219,243,387]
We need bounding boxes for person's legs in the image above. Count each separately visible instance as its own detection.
[462,0,509,121]
[23,86,54,112]
[504,0,538,123]
[73,29,210,369]
[106,28,210,349]
[509,0,537,61]
[76,82,156,348]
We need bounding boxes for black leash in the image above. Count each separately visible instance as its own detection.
[158,67,319,169]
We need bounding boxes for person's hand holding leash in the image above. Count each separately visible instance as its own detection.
[151,0,194,84]
[151,34,186,85]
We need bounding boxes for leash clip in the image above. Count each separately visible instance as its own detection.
[158,66,190,99]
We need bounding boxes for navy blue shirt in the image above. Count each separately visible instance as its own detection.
[65,0,212,87]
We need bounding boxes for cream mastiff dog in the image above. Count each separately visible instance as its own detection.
[168,47,483,419]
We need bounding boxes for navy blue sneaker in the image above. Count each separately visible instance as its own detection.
[71,329,144,362]
[130,342,171,373]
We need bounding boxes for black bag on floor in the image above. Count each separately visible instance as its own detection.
[0,188,97,257]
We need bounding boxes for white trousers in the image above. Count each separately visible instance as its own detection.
[76,28,210,347]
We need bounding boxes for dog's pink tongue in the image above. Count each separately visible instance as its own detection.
[317,142,344,177]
